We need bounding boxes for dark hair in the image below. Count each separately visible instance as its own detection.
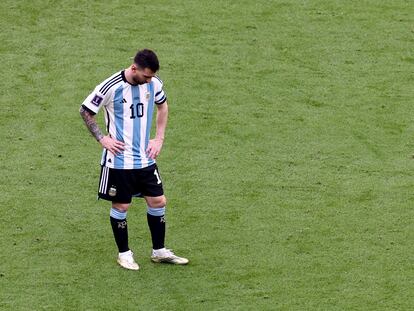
[133,49,160,72]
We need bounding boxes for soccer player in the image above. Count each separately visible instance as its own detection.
[79,49,188,270]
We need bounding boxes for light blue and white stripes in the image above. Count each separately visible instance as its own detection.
[131,85,142,168]
[147,206,165,217]
[113,85,125,168]
[145,82,155,153]
[96,73,165,169]
[110,208,127,220]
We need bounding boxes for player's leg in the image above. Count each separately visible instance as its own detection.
[111,202,139,270]
[110,202,130,254]
[145,195,188,265]
[145,195,167,251]
[98,167,138,270]
[141,164,188,265]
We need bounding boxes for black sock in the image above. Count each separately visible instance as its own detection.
[110,216,129,253]
[147,212,166,250]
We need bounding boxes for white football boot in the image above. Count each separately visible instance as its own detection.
[117,250,139,270]
[151,248,189,265]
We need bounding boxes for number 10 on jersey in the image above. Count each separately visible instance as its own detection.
[130,103,144,119]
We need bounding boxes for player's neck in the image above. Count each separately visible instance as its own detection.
[124,68,137,85]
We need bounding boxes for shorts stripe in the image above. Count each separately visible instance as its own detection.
[99,167,105,193]
[99,166,109,194]
[104,167,109,193]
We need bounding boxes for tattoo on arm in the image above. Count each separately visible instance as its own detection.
[79,106,104,141]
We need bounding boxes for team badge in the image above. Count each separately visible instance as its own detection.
[108,186,117,197]
[145,92,150,100]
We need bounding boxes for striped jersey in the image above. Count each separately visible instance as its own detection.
[81,70,167,169]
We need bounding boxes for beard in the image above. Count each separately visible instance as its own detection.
[132,76,147,85]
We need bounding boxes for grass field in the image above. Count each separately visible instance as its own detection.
[1,0,413,310]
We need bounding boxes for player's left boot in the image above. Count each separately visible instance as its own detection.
[151,248,189,265]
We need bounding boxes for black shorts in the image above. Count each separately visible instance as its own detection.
[98,164,164,203]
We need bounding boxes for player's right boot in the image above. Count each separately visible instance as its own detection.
[117,250,139,270]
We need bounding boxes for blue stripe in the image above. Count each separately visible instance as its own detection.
[145,82,155,157]
[131,85,142,168]
[147,206,165,216]
[113,85,124,168]
[110,208,127,220]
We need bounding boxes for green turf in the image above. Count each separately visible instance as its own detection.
[0,0,413,310]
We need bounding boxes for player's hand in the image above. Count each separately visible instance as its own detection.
[99,135,125,155]
[146,138,164,160]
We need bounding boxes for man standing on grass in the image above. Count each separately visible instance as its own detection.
[79,49,188,270]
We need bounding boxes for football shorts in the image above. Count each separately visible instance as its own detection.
[98,164,164,203]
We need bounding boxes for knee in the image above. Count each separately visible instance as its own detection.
[112,203,130,212]
[147,196,167,208]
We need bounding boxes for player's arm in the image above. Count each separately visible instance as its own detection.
[146,101,168,159]
[79,105,125,155]
[79,105,104,141]
[155,100,168,141]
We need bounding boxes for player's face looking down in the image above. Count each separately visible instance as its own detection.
[131,64,155,84]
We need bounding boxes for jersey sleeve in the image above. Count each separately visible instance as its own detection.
[153,76,167,105]
[81,84,111,115]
